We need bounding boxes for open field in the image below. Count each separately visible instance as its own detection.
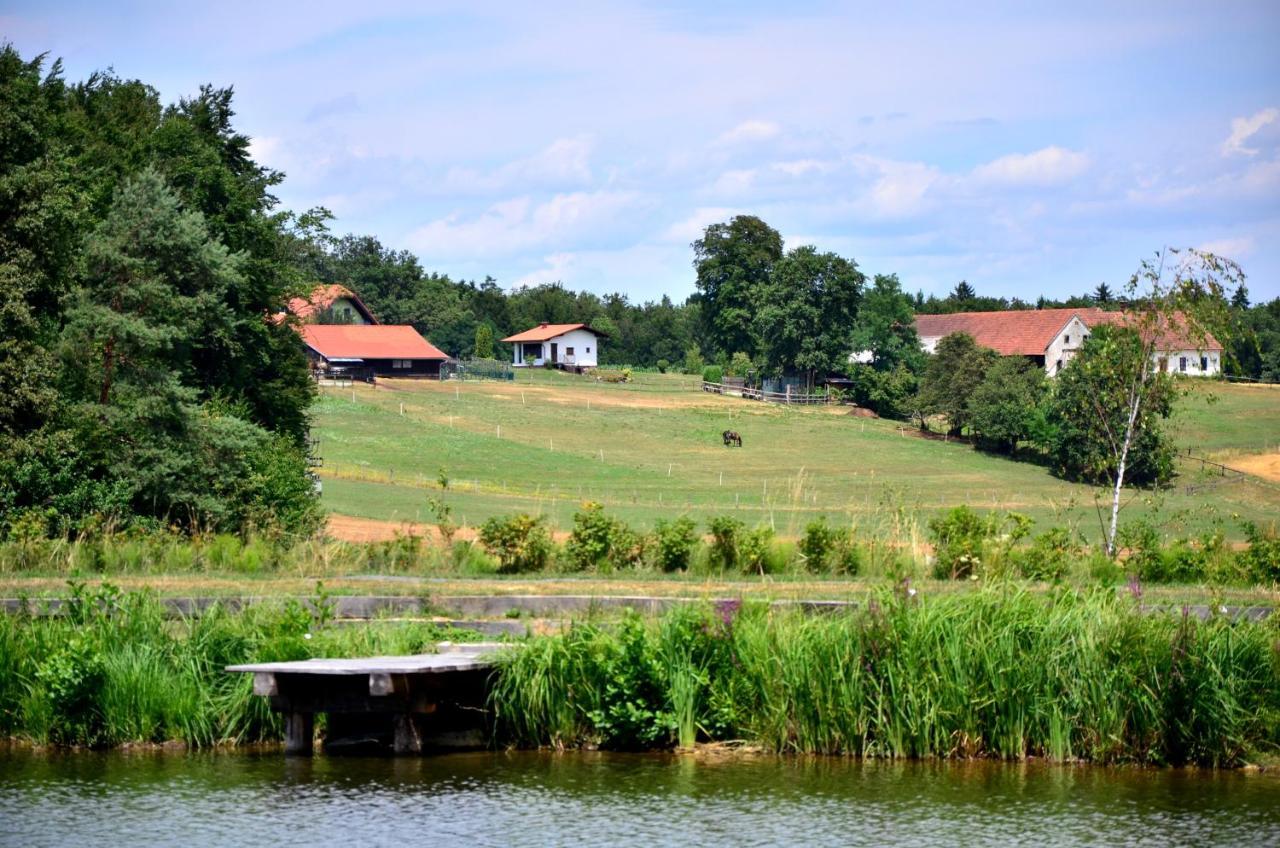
[313,372,1280,542]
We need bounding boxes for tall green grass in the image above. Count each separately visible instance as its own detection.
[490,587,1280,766]
[0,583,480,748]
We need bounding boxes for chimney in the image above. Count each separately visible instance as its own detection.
[539,322,549,327]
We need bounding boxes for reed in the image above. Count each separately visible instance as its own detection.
[490,587,1280,766]
[0,583,483,748]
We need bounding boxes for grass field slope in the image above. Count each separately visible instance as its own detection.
[314,371,1280,543]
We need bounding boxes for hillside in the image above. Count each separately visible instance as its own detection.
[313,372,1280,543]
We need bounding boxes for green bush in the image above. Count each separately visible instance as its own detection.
[1118,520,1164,581]
[1238,522,1280,584]
[652,517,698,572]
[739,526,778,575]
[478,514,553,573]
[799,517,861,575]
[701,365,723,384]
[707,515,745,571]
[928,506,996,579]
[565,502,643,571]
[1016,527,1078,582]
[655,358,669,374]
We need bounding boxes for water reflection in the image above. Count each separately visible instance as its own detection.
[1,749,1277,847]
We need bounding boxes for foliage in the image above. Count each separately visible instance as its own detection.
[0,47,316,538]
[473,323,495,359]
[706,515,745,571]
[850,273,924,373]
[1046,326,1176,488]
[798,517,861,574]
[753,245,864,386]
[0,583,477,747]
[692,215,783,360]
[682,345,705,375]
[916,333,999,435]
[655,358,669,374]
[1238,522,1280,583]
[968,356,1049,453]
[478,514,553,573]
[926,506,1032,579]
[565,502,643,571]
[701,365,723,384]
[726,352,754,378]
[1015,527,1079,581]
[493,591,1280,765]
[846,362,917,419]
[651,517,698,572]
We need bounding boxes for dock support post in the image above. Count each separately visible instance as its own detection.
[284,711,314,756]
[393,714,427,754]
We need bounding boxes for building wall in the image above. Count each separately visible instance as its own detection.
[512,330,600,367]
[1043,316,1092,376]
[328,297,372,324]
[1154,349,1221,377]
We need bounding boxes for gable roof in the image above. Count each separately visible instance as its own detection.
[914,308,1110,356]
[300,325,447,360]
[283,284,378,324]
[915,306,1223,355]
[1090,310,1223,352]
[501,322,608,343]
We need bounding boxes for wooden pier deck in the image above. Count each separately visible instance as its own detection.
[227,642,507,755]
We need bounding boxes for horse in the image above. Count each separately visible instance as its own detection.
[722,429,743,447]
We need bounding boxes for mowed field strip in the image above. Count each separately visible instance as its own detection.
[313,371,1280,542]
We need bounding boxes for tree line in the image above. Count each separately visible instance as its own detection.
[0,47,319,537]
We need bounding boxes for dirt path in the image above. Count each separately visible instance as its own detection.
[325,513,573,543]
[1224,452,1280,483]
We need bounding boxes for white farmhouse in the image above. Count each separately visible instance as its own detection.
[914,307,1223,377]
[502,322,606,371]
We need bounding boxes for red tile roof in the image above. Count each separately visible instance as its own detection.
[300,325,447,360]
[501,322,607,343]
[914,308,1111,356]
[915,307,1222,355]
[281,284,378,324]
[1091,311,1223,352]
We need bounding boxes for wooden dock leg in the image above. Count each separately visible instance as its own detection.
[393,714,426,754]
[284,711,314,756]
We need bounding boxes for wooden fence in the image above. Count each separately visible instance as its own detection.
[702,381,833,405]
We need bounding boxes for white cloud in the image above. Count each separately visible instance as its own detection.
[1221,107,1278,157]
[716,119,780,145]
[660,207,745,243]
[772,159,830,177]
[970,146,1091,186]
[512,252,578,289]
[406,190,642,258]
[1197,236,1255,260]
[711,169,757,195]
[845,155,943,219]
[443,136,595,193]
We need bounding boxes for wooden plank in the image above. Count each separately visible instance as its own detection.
[284,712,314,756]
[227,643,506,676]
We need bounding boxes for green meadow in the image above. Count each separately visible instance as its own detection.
[314,371,1280,543]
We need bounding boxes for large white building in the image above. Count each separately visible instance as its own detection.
[502,322,606,370]
[914,307,1222,377]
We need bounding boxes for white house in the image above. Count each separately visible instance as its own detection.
[501,323,606,370]
[914,307,1223,377]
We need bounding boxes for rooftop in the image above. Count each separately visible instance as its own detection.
[501,322,608,343]
[300,324,447,360]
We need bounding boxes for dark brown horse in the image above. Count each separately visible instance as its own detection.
[722,429,742,447]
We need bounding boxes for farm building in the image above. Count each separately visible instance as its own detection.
[299,325,448,379]
[280,284,377,325]
[502,323,606,370]
[914,308,1222,377]
[280,284,450,379]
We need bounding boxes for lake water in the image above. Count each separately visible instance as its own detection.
[1,749,1277,847]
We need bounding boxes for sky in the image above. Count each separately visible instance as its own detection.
[6,1,1280,303]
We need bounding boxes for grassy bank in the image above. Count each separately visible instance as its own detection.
[492,588,1280,767]
[0,584,479,748]
[312,375,1280,539]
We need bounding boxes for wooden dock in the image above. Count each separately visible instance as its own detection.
[227,642,507,755]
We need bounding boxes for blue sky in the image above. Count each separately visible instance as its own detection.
[6,1,1280,302]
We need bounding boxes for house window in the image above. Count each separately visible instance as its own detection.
[565,347,575,356]
[393,359,411,369]
[586,346,591,353]
[1201,355,1208,371]
[1179,356,1187,372]
[1064,335,1071,344]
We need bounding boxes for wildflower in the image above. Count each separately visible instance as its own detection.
[304,633,312,640]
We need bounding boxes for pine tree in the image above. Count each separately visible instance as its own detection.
[1092,282,1114,305]
[474,323,495,359]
